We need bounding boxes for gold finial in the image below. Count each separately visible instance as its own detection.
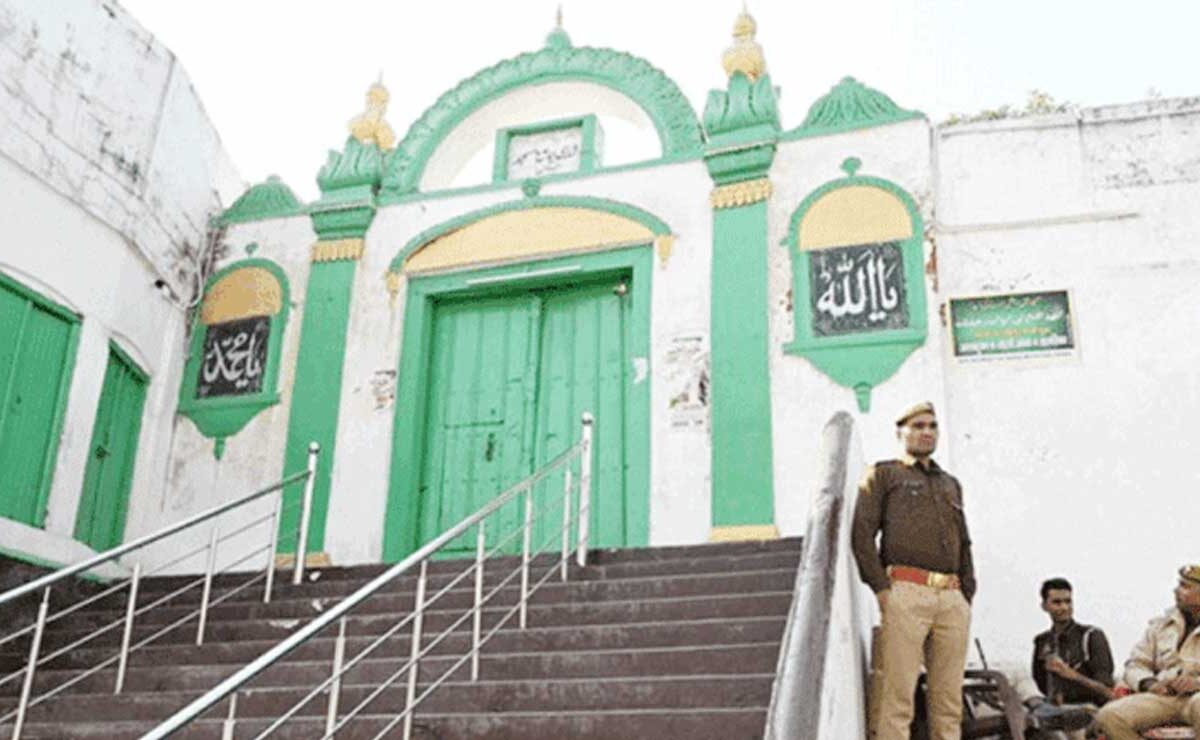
[556,4,563,28]
[349,78,396,151]
[721,7,766,82]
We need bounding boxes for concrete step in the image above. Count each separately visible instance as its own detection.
[6,673,775,723]
[22,642,780,696]
[7,615,784,671]
[129,537,801,592]
[23,590,794,660]
[37,567,796,632]
[3,707,769,740]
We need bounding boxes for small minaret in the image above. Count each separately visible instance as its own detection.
[348,80,396,151]
[721,7,766,81]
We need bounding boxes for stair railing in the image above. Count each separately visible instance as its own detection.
[145,412,596,740]
[765,411,871,740]
[0,442,321,740]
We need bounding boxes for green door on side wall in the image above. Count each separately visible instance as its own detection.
[0,275,79,527]
[418,277,630,557]
[75,346,147,551]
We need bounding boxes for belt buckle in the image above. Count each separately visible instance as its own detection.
[927,572,950,589]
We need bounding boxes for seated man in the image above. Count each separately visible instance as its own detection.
[1033,577,1116,705]
[1094,564,1200,740]
[1027,577,1115,738]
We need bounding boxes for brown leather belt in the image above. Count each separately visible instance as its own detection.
[888,565,960,590]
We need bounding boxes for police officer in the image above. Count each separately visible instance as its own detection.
[852,401,975,740]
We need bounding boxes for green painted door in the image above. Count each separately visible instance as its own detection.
[531,281,628,550]
[417,277,631,555]
[0,276,79,526]
[74,347,148,551]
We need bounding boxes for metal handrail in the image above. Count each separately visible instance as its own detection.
[0,442,321,740]
[145,413,595,740]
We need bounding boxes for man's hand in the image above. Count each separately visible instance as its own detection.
[1167,676,1200,695]
[1044,656,1080,681]
[876,589,890,614]
[1148,680,1174,696]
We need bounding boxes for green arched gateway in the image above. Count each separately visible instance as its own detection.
[380,31,705,197]
[382,196,667,561]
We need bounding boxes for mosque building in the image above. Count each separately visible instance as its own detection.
[2,0,1198,673]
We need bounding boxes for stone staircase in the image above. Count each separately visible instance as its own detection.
[0,537,802,739]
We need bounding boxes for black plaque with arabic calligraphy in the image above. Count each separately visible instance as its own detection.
[196,317,270,399]
[809,241,908,336]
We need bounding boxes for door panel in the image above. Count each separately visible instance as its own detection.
[532,281,628,550]
[75,348,147,551]
[0,293,77,525]
[420,295,538,555]
[417,276,632,556]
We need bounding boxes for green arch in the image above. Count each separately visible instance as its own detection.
[177,258,292,457]
[781,163,928,412]
[388,195,672,274]
[381,43,704,196]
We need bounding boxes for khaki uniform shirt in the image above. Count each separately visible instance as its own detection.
[851,457,976,602]
[1123,607,1200,689]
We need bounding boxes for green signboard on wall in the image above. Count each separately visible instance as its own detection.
[949,290,1074,358]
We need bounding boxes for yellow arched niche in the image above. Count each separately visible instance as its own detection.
[797,185,913,250]
[403,207,658,273]
[200,266,284,325]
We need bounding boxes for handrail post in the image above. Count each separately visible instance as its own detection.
[264,490,284,604]
[197,525,220,646]
[12,588,50,740]
[293,441,320,586]
[560,468,573,582]
[114,562,142,694]
[221,693,237,740]
[519,487,533,630]
[325,617,347,736]
[575,413,594,568]
[471,520,485,682]
[402,560,428,740]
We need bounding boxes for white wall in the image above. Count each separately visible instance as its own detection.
[143,215,316,575]
[0,0,240,299]
[0,0,239,572]
[768,119,949,539]
[0,152,184,573]
[934,97,1200,671]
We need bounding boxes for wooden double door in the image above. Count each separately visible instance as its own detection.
[417,277,632,557]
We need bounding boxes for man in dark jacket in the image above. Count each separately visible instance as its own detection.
[852,402,974,740]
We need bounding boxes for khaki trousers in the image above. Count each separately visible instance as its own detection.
[1094,692,1200,740]
[870,580,972,740]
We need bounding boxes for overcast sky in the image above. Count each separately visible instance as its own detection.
[117,1,1197,201]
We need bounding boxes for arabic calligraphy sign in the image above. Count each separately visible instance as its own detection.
[949,290,1074,358]
[506,125,585,179]
[809,241,908,336]
[196,316,270,398]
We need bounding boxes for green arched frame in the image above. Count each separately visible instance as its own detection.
[782,165,928,412]
[380,44,704,197]
[383,196,666,561]
[177,258,291,458]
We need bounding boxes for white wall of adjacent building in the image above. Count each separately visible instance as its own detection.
[0,0,239,571]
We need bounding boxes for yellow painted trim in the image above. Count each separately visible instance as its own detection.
[654,234,676,267]
[311,239,365,263]
[385,270,402,299]
[798,185,912,250]
[274,551,332,569]
[402,207,655,273]
[710,178,773,209]
[200,266,284,325]
[709,524,780,542]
